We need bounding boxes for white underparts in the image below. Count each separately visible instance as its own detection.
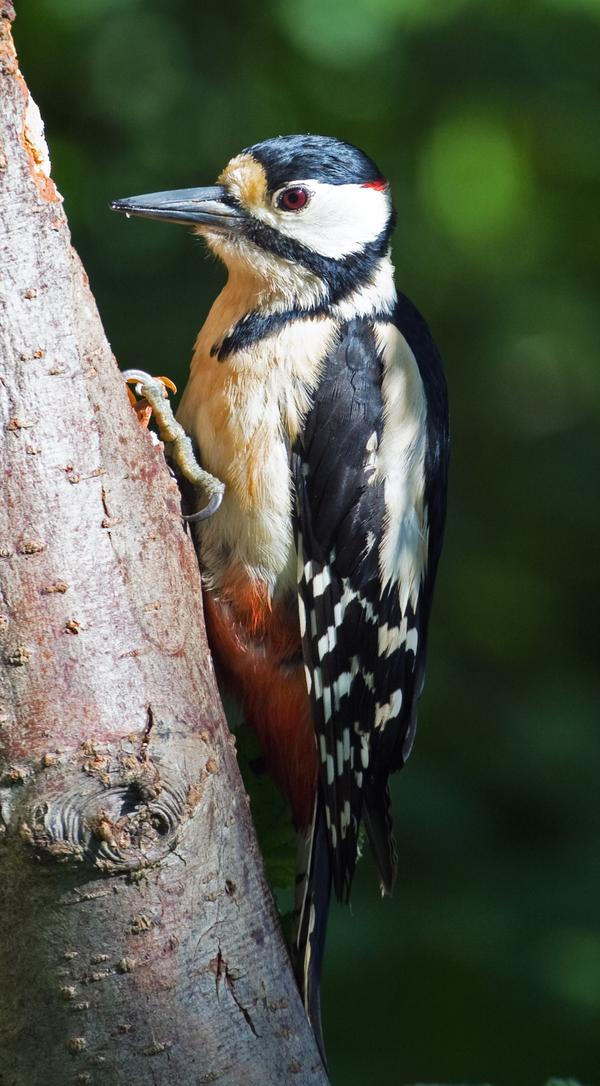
[177,293,337,595]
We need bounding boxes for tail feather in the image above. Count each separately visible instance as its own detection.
[292,794,331,1065]
[363,784,397,896]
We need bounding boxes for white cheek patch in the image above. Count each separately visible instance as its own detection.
[254,180,391,260]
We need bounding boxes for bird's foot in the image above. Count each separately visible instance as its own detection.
[123,369,225,522]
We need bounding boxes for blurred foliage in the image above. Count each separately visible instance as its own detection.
[234,721,297,894]
[13,1,600,1084]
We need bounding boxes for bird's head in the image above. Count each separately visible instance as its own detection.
[112,135,395,307]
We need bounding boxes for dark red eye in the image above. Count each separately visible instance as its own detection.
[278,187,309,211]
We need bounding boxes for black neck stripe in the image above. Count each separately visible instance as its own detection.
[211,306,327,361]
[212,302,396,362]
[211,219,395,361]
[243,218,394,306]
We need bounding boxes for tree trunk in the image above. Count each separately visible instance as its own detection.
[0,5,328,1083]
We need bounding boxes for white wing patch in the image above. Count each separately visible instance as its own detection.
[373,322,429,611]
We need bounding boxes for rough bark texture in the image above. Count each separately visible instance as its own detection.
[0,6,329,1084]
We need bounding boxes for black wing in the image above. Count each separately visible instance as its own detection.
[290,304,448,1052]
[292,303,448,901]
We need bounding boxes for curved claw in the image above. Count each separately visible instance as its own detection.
[123,368,163,399]
[183,488,225,523]
[123,368,156,383]
[123,369,177,394]
[123,368,155,392]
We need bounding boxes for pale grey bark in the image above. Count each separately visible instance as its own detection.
[0,5,328,1083]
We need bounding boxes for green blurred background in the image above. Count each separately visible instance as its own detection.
[13,1,600,1083]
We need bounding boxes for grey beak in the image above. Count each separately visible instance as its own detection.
[110,185,243,230]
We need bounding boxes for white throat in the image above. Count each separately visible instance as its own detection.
[200,228,327,313]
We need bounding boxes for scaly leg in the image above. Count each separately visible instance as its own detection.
[123,369,225,522]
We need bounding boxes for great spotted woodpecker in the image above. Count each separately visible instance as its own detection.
[112,134,449,1055]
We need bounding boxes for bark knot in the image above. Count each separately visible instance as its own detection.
[19,762,191,873]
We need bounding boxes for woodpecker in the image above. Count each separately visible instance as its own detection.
[112,134,449,1054]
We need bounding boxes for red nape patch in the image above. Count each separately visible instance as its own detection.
[362,178,388,191]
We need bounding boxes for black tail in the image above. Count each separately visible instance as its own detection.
[292,794,332,1064]
[363,783,397,896]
